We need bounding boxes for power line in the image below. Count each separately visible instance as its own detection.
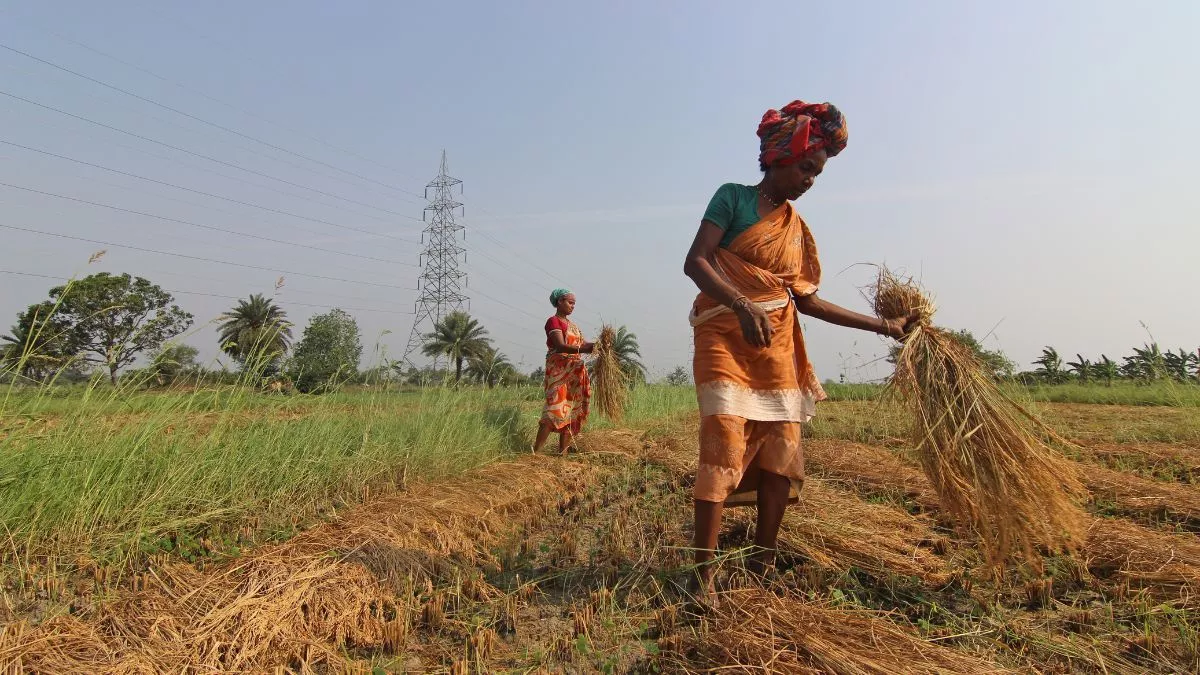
[0,223,413,290]
[15,108,414,229]
[0,89,422,220]
[0,8,433,189]
[0,181,416,267]
[0,269,415,315]
[0,41,428,203]
[0,139,420,246]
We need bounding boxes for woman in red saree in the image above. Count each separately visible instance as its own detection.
[683,101,918,600]
[532,289,594,454]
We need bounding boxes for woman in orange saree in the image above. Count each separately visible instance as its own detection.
[682,101,918,600]
[533,289,595,455]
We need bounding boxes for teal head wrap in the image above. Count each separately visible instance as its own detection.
[549,288,573,306]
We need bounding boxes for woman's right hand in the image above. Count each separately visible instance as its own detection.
[733,299,773,347]
[580,342,595,354]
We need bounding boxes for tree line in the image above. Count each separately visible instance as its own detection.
[888,330,1199,385]
[1026,345,1200,385]
[1,272,647,392]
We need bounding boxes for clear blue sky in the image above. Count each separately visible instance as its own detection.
[1,1,1197,381]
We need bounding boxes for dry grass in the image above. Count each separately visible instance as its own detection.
[871,268,1088,567]
[806,439,941,511]
[1084,518,1200,603]
[1080,464,1200,525]
[0,456,593,673]
[591,325,629,422]
[671,586,1008,674]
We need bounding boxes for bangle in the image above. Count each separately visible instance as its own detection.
[731,295,751,312]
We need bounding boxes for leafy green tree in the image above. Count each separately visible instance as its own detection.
[665,366,691,386]
[289,309,363,393]
[1034,346,1068,384]
[530,366,545,384]
[466,346,514,388]
[1,301,80,381]
[217,294,292,373]
[50,273,192,384]
[421,311,491,383]
[150,342,201,384]
[890,329,1015,379]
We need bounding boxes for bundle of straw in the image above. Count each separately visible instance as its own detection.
[591,325,628,422]
[870,268,1087,567]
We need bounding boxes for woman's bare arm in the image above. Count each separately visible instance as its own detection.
[795,293,914,339]
[683,222,774,347]
[547,330,594,354]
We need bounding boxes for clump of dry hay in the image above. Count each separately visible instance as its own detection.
[673,586,1005,674]
[870,268,1088,567]
[591,325,629,422]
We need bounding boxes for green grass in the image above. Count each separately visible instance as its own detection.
[1020,381,1200,407]
[0,380,698,571]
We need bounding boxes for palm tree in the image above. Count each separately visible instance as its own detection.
[2,302,77,381]
[217,294,293,371]
[1033,346,1066,384]
[1093,355,1119,386]
[1066,354,1092,383]
[466,346,513,388]
[611,326,647,384]
[422,311,491,382]
[1163,348,1196,382]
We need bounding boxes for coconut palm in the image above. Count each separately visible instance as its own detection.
[466,346,513,388]
[217,294,293,370]
[422,311,491,382]
[611,326,647,384]
[2,301,78,381]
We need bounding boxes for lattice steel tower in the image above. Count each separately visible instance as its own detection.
[402,151,468,369]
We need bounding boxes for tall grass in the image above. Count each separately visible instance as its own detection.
[0,377,700,570]
[1021,382,1200,407]
[1,381,532,565]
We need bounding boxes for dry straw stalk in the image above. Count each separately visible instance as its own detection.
[870,268,1088,568]
[591,325,628,422]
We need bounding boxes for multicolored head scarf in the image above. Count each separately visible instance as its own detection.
[757,101,848,167]
[550,288,573,306]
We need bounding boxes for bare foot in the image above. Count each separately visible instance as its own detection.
[686,570,719,612]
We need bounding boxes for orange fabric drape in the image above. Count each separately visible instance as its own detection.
[690,202,826,504]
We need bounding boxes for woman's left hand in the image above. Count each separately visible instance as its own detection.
[580,342,595,354]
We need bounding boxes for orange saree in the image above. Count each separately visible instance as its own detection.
[541,319,591,435]
[690,202,826,505]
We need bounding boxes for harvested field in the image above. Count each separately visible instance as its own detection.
[3,391,1199,673]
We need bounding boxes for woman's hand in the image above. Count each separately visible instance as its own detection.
[733,299,773,348]
[580,342,595,354]
[881,311,922,340]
